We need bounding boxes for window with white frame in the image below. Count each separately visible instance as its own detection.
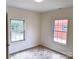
[54,20,68,44]
[10,19,25,42]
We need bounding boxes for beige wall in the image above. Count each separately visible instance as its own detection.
[41,7,73,57]
[7,6,41,54]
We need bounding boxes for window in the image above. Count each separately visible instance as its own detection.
[54,20,68,44]
[10,19,25,42]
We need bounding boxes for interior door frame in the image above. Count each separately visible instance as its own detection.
[6,13,8,59]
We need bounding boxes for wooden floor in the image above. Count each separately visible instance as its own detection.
[9,46,73,59]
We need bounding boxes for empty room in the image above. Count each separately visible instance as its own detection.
[6,0,73,59]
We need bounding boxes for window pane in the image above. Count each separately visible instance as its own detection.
[11,32,24,42]
[11,20,24,42]
[11,20,24,32]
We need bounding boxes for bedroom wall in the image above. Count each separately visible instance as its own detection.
[7,6,41,54]
[41,7,73,57]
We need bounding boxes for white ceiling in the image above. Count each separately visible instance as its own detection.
[7,0,73,12]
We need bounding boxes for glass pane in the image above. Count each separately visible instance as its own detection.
[11,32,24,42]
[11,20,24,42]
[54,20,68,32]
[11,20,24,32]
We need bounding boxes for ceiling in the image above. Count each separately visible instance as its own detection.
[6,0,73,12]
